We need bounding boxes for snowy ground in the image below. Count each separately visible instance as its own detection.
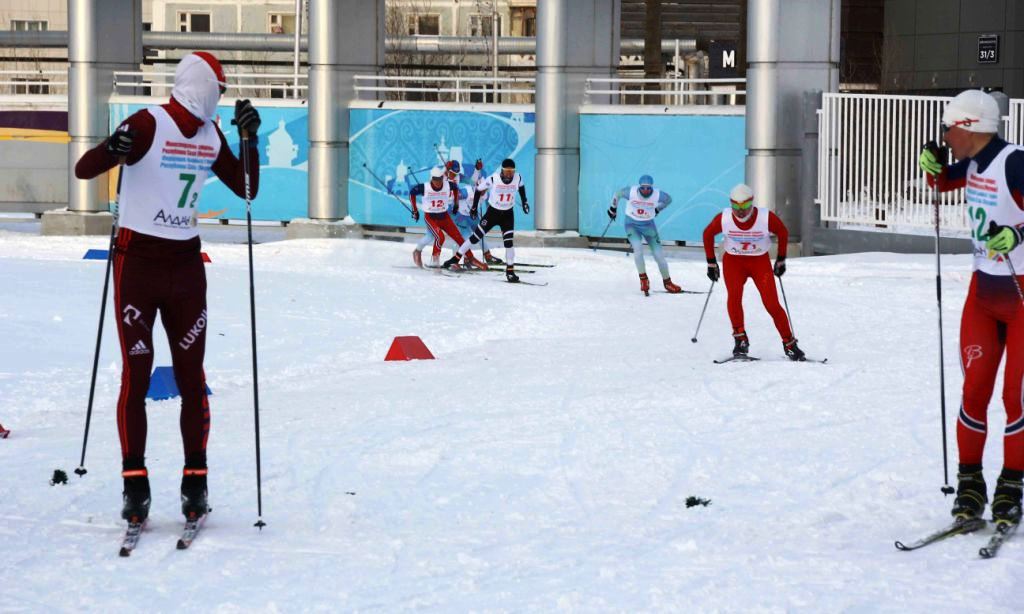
[0,227,1021,612]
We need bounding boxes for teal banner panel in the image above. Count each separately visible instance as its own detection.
[110,102,308,222]
[578,113,746,242]
[349,108,536,229]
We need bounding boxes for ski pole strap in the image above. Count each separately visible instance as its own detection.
[121,468,148,478]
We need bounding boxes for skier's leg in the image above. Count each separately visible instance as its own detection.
[999,293,1024,471]
[722,253,749,335]
[643,224,671,279]
[750,254,794,341]
[112,249,159,463]
[625,222,646,274]
[425,215,445,263]
[957,276,1005,468]
[161,253,210,469]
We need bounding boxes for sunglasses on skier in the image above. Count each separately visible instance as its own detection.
[730,198,753,211]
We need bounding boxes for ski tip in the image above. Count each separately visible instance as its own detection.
[176,539,188,550]
[118,547,132,557]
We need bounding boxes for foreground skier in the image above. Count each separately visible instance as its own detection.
[919,89,1024,527]
[74,52,261,527]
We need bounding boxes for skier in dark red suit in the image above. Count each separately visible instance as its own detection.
[74,51,261,524]
[920,89,1024,525]
[702,184,805,361]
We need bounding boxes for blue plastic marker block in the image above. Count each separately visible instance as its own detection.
[83,249,109,260]
[146,366,213,401]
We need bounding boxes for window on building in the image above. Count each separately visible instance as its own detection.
[407,14,440,36]
[469,14,497,37]
[178,12,211,33]
[12,77,49,95]
[268,13,296,35]
[11,20,48,31]
[469,85,495,104]
[511,7,535,37]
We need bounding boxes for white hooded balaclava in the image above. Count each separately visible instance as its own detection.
[171,52,226,121]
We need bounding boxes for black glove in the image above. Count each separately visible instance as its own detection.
[522,201,530,214]
[470,205,479,219]
[411,208,420,222]
[105,128,134,157]
[475,158,483,171]
[774,258,786,277]
[706,259,720,282]
[232,99,261,137]
[607,206,617,221]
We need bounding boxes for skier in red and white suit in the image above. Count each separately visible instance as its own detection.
[409,167,486,270]
[74,52,261,523]
[920,89,1024,524]
[702,184,805,360]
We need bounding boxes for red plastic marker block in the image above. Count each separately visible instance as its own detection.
[384,336,435,361]
[201,252,212,263]
[0,423,9,439]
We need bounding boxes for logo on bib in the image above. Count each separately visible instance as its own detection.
[154,209,195,228]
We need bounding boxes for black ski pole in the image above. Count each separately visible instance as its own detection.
[690,280,716,343]
[777,276,796,339]
[238,131,266,529]
[433,142,449,165]
[361,162,414,214]
[75,156,125,478]
[592,217,614,253]
[925,142,955,496]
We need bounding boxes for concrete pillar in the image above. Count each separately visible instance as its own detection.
[746,0,839,243]
[306,0,385,222]
[535,0,619,232]
[46,0,141,235]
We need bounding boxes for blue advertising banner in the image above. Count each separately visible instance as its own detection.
[109,102,308,222]
[349,107,536,229]
[578,113,746,243]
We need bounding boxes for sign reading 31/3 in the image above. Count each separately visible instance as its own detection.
[978,34,999,64]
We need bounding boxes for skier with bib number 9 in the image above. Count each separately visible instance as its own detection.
[919,89,1024,526]
[702,184,804,361]
[74,52,261,524]
[608,175,682,296]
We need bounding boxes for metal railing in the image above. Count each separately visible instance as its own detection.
[817,92,971,232]
[584,77,745,106]
[353,74,535,103]
[0,69,67,95]
[112,70,308,99]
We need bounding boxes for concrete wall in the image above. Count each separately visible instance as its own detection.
[883,0,1024,96]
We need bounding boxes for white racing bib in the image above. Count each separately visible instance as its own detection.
[421,181,454,214]
[117,106,221,240]
[625,185,660,222]
[721,207,770,256]
[965,144,1024,275]
[479,171,523,211]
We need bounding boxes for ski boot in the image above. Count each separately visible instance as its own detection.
[663,278,682,294]
[464,251,488,271]
[483,250,504,265]
[412,249,424,269]
[121,461,151,523]
[991,470,1023,525]
[732,332,750,358]
[442,254,461,270]
[783,338,806,361]
[639,273,650,296]
[181,467,209,520]
[951,468,988,520]
[506,265,520,283]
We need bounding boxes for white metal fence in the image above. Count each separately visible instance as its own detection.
[353,74,535,103]
[818,92,971,231]
[113,70,307,100]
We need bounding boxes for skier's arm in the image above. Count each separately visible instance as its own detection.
[927,158,970,192]
[409,183,423,221]
[608,187,630,219]
[702,216,723,262]
[450,181,460,212]
[518,184,529,213]
[768,211,789,260]
[655,191,672,213]
[1006,149,1024,211]
[210,125,260,199]
[74,110,154,179]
